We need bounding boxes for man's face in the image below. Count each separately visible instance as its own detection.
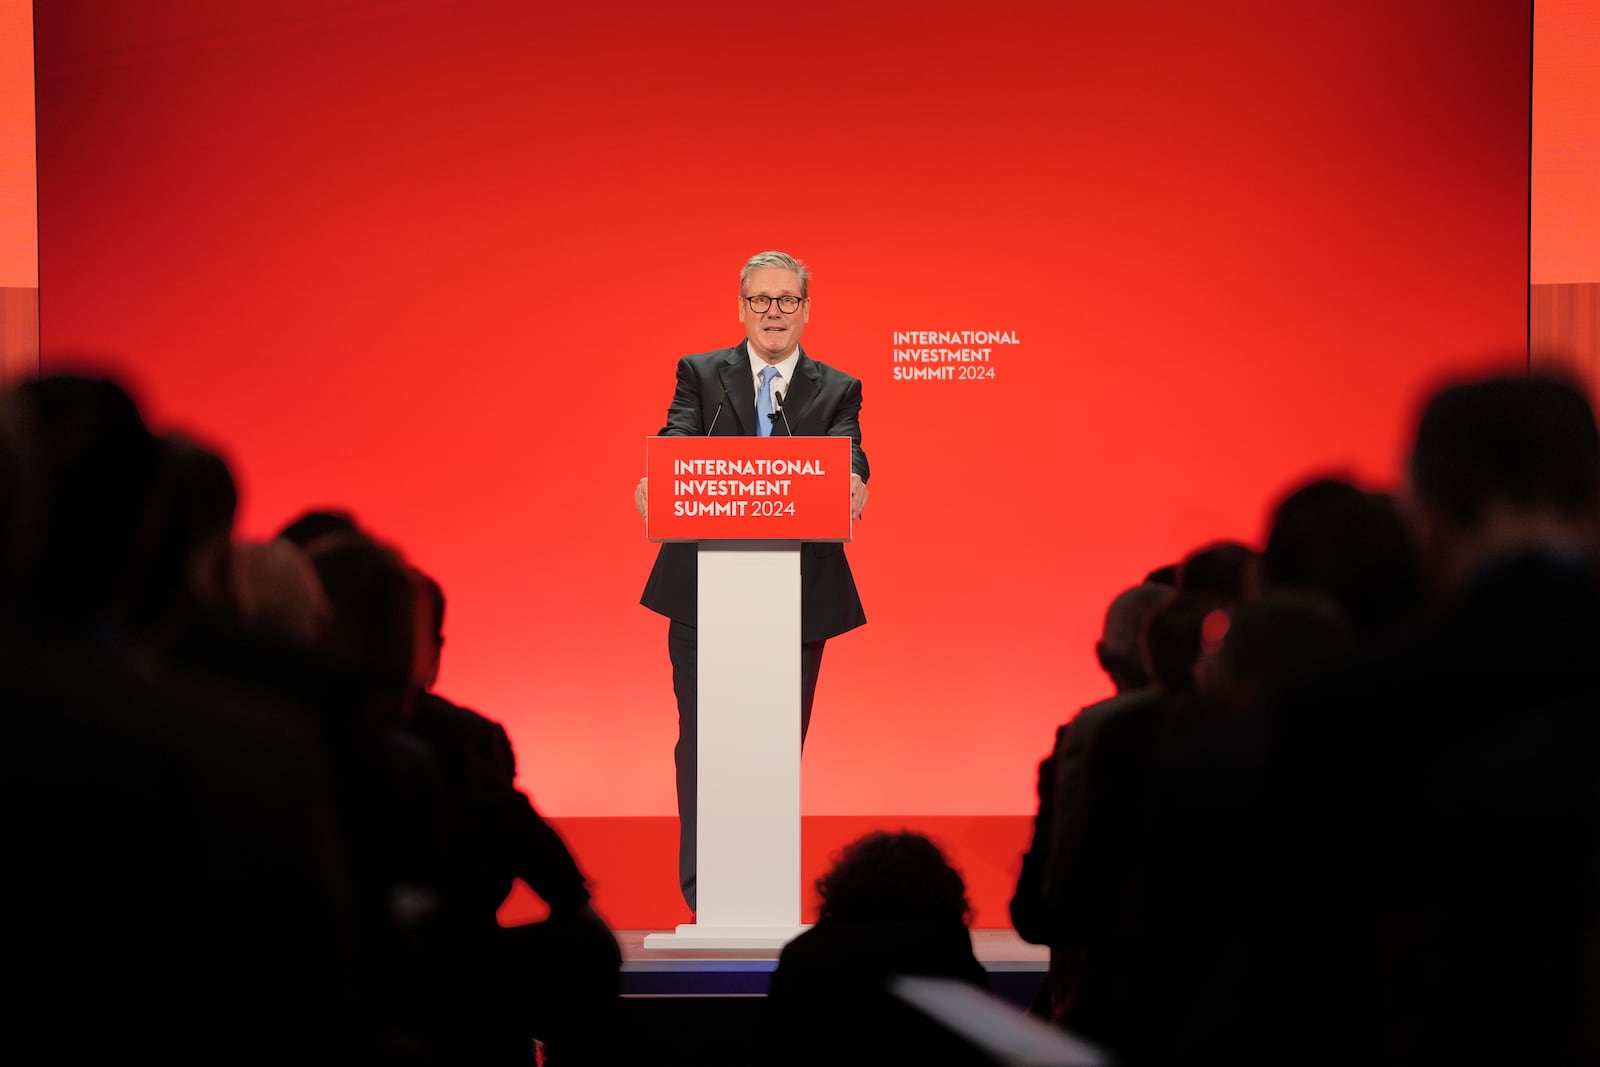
[739,267,810,364]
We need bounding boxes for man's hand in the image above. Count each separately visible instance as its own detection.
[634,477,648,519]
[851,473,868,520]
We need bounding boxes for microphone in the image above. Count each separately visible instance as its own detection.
[772,388,793,436]
[706,388,731,435]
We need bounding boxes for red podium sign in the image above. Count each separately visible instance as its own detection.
[646,435,853,542]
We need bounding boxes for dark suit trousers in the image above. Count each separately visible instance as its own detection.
[669,619,824,913]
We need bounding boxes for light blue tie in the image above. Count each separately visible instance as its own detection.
[755,365,779,437]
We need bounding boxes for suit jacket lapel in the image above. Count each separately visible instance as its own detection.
[719,343,756,435]
[718,343,818,435]
[778,350,821,433]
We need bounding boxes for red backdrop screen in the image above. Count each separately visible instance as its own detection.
[34,1,1531,831]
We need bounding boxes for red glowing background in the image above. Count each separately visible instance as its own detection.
[25,0,1549,922]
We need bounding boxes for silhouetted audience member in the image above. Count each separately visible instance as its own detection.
[409,567,516,788]
[233,537,334,647]
[27,357,1593,1067]
[308,531,424,722]
[301,529,460,1061]
[121,432,245,660]
[1011,581,1169,1017]
[1188,370,1600,1067]
[1258,475,1424,644]
[1173,538,1257,602]
[1198,589,1359,722]
[277,505,363,549]
[1143,562,1178,586]
[7,373,368,1065]
[1020,583,1234,1055]
[1139,587,1234,696]
[6,373,162,638]
[7,377,616,1066]
[767,830,992,1066]
[1092,582,1173,694]
[404,564,622,1067]
[1105,589,1362,1064]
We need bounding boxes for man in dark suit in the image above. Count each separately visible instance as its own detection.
[633,249,870,913]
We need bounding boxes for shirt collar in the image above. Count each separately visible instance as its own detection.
[747,345,801,386]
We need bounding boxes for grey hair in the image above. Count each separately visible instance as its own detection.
[740,250,810,297]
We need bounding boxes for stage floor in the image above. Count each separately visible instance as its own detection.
[527,816,1038,931]
[618,928,1049,1005]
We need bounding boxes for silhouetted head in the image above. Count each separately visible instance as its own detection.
[305,530,419,720]
[276,508,362,549]
[124,432,241,640]
[409,565,446,691]
[1141,588,1234,694]
[1175,539,1258,602]
[9,373,161,635]
[1094,582,1171,692]
[1262,475,1424,640]
[1143,562,1179,586]
[233,539,332,649]
[1203,589,1359,719]
[814,830,972,927]
[1405,371,1600,588]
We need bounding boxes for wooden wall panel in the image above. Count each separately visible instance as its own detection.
[1530,282,1599,407]
[0,286,39,385]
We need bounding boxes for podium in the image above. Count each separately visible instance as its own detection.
[640,435,854,949]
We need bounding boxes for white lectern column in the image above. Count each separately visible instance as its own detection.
[641,540,805,949]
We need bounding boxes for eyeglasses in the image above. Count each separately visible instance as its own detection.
[744,294,805,314]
